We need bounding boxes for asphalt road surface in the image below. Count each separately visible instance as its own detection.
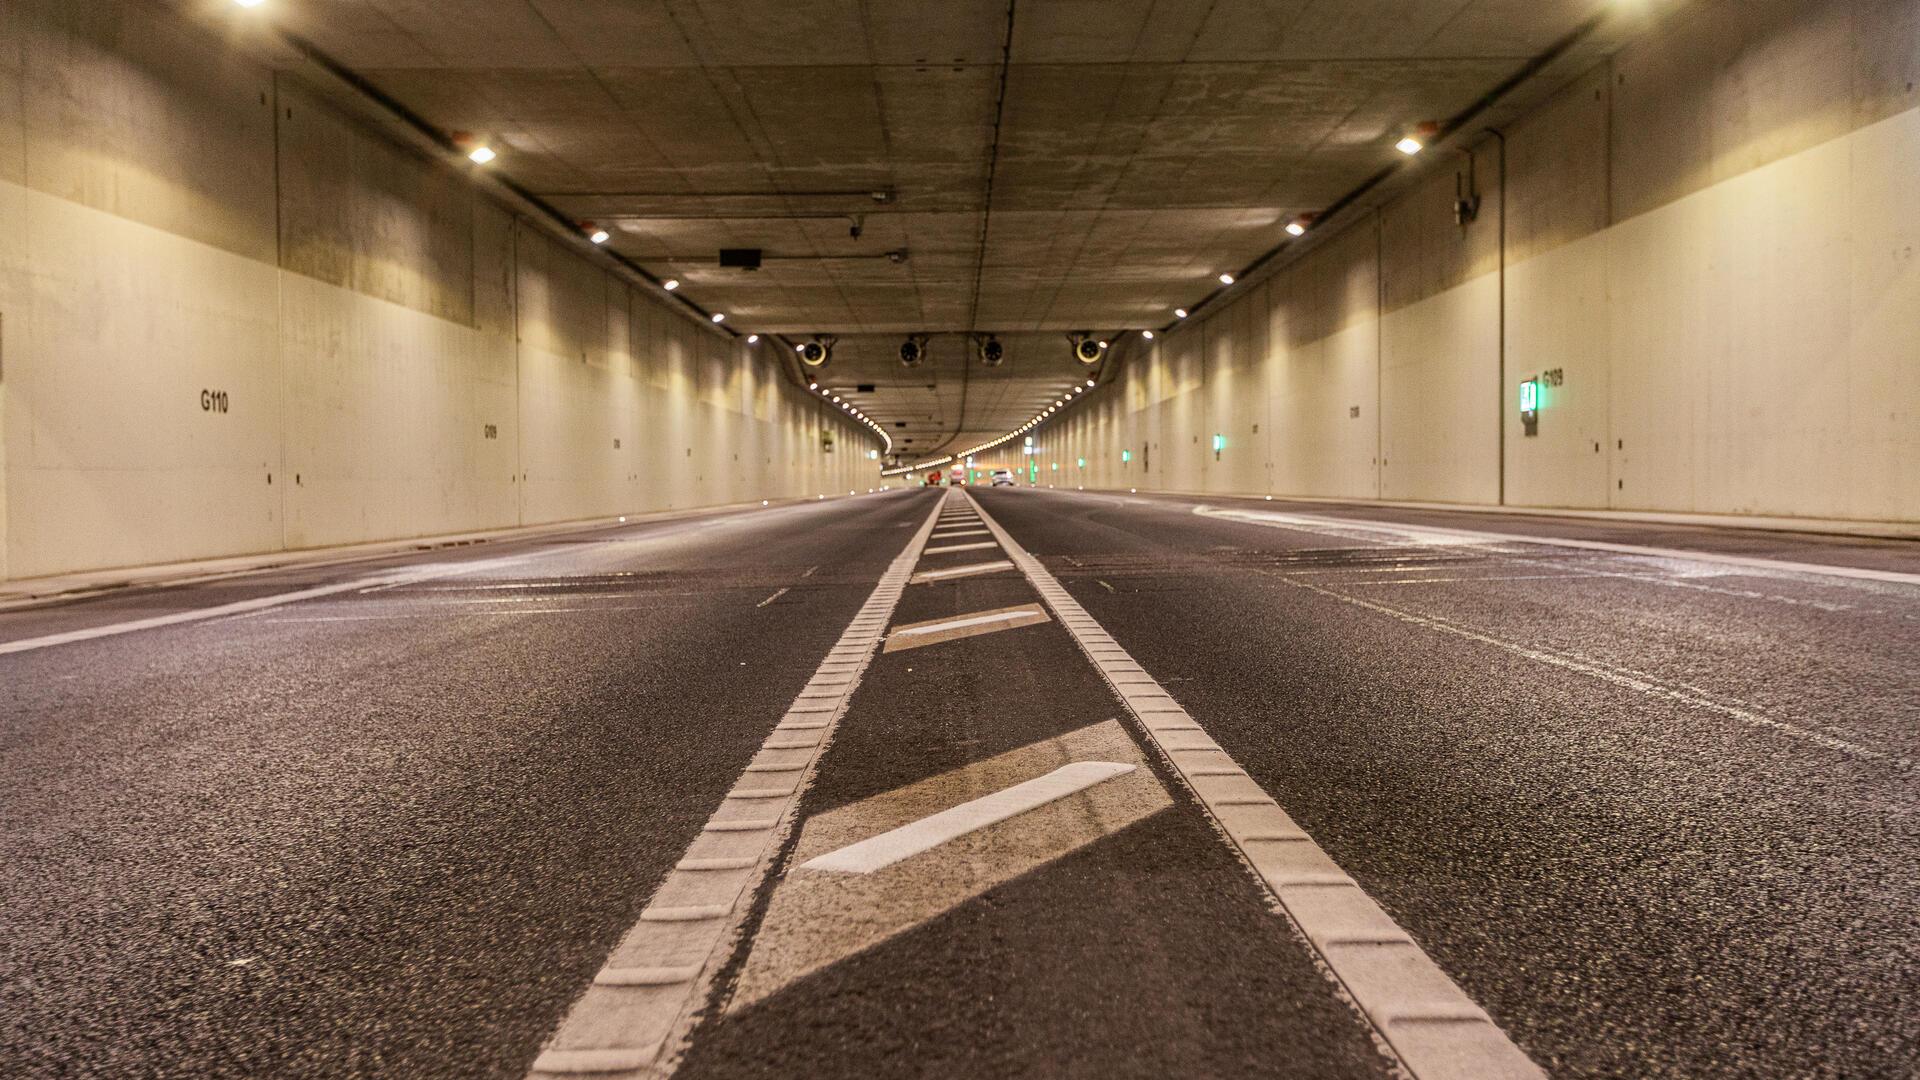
[3,488,1914,1079]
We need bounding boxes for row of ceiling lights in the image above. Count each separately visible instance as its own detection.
[233,2,895,459]
[879,120,1444,475]
[804,378,893,456]
[879,377,1097,477]
[234,0,1447,468]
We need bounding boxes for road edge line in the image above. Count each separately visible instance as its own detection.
[965,490,1546,1080]
[524,492,948,1079]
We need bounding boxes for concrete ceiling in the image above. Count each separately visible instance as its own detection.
[257,0,1612,461]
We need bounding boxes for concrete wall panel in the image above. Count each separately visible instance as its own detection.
[1038,0,1918,528]
[7,184,282,577]
[19,0,277,263]
[0,1,878,583]
[1379,273,1501,504]
[278,272,518,549]
[277,80,477,325]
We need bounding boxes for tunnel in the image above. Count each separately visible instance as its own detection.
[1,2,1916,1079]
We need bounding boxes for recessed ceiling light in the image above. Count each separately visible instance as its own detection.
[589,228,610,244]
[663,279,679,291]
[808,381,818,389]
[747,334,759,344]
[233,0,266,7]
[467,145,496,165]
[1087,379,1096,387]
[1175,308,1188,319]
[1218,273,1235,285]
[1396,136,1424,155]
[1285,221,1307,237]
[710,312,725,323]
[1142,330,1154,340]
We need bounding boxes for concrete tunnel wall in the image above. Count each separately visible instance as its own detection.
[1035,0,1920,528]
[0,0,882,584]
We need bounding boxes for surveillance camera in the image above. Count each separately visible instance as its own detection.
[977,334,1005,367]
[1070,333,1106,365]
[899,334,930,367]
[799,336,835,368]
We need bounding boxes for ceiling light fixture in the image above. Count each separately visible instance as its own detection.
[1142,330,1154,340]
[1396,135,1425,155]
[747,334,759,344]
[467,145,496,165]
[710,312,725,323]
[1218,273,1235,285]
[662,279,679,291]
[1285,221,1307,237]
[589,228,610,245]
[1174,308,1188,319]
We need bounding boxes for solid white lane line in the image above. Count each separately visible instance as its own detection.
[525,500,946,1079]
[968,490,1544,1080]
[1194,505,1920,586]
[889,609,1034,638]
[0,554,530,656]
[801,761,1135,874]
[922,541,998,555]
[910,560,1015,585]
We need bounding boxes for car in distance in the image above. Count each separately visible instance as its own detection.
[990,469,1016,487]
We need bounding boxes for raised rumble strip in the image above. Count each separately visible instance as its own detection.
[524,495,949,1078]
[962,489,1546,1080]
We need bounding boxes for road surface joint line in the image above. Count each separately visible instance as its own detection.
[527,496,948,1079]
[0,552,537,656]
[1193,504,1920,586]
[963,490,1545,1080]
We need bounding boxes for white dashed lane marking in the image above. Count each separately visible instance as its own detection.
[909,560,1016,585]
[967,490,1546,1080]
[803,761,1136,873]
[881,603,1050,653]
[727,720,1170,1011]
[923,540,998,555]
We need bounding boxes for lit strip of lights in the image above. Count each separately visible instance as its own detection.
[807,378,892,456]
[880,377,1099,477]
